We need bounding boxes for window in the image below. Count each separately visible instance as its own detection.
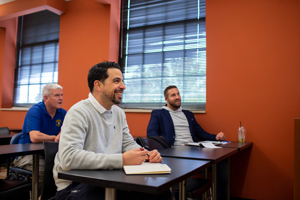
[119,0,206,111]
[14,10,60,106]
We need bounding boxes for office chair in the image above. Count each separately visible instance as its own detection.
[136,136,212,200]
[40,141,58,200]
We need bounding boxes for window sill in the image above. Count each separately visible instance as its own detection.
[1,107,29,111]
[123,109,205,114]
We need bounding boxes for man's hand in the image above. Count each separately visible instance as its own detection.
[148,149,162,163]
[216,132,226,141]
[54,133,61,142]
[122,148,149,166]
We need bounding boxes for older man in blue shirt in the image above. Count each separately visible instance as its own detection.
[14,83,66,192]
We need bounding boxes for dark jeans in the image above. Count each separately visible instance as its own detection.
[56,182,172,200]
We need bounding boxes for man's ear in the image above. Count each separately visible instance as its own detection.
[94,80,103,92]
[43,95,48,102]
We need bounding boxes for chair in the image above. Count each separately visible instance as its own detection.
[0,134,32,200]
[136,136,212,200]
[0,179,32,200]
[40,141,58,200]
[0,127,11,165]
[0,127,10,135]
[7,133,32,178]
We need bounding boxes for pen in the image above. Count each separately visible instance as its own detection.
[140,147,150,162]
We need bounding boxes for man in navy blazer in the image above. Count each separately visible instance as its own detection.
[147,85,227,200]
[147,85,226,146]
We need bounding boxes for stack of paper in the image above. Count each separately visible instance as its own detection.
[185,141,222,148]
[123,162,171,174]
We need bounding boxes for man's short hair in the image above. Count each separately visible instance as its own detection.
[164,85,178,98]
[42,83,63,97]
[87,61,121,92]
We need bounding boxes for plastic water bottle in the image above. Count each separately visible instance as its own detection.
[238,122,245,143]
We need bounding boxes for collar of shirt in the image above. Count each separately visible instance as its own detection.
[88,93,113,115]
[162,105,182,112]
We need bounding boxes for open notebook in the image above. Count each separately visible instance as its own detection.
[123,162,171,174]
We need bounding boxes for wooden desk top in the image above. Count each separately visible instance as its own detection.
[216,141,253,151]
[58,157,211,194]
[159,146,238,163]
[0,133,16,139]
[0,143,44,158]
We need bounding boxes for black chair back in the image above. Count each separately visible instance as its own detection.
[0,127,10,135]
[40,142,58,200]
[148,136,171,149]
[10,132,22,144]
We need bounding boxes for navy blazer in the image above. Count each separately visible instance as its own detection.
[147,109,216,146]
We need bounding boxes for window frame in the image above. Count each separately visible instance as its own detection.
[118,0,207,111]
[13,10,60,107]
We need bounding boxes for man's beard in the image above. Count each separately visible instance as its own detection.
[111,90,123,104]
[169,100,181,109]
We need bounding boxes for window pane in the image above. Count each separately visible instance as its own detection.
[32,45,43,64]
[41,63,55,83]
[19,66,30,84]
[43,43,56,63]
[15,85,28,104]
[29,64,42,84]
[28,85,41,103]
[20,47,31,65]
[123,79,142,102]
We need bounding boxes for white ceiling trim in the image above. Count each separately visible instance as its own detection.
[0,0,15,5]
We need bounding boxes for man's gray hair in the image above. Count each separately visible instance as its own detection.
[42,83,63,97]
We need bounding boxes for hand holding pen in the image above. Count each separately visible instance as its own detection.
[140,147,162,163]
[122,148,149,166]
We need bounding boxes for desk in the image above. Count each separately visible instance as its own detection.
[0,143,44,200]
[9,129,22,133]
[217,141,253,151]
[58,157,211,200]
[0,133,15,145]
[159,146,238,200]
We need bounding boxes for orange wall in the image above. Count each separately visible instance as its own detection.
[0,0,299,199]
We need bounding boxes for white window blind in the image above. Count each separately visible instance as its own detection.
[14,10,60,106]
[119,0,206,111]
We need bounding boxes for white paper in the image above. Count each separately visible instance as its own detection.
[200,142,222,148]
[123,162,171,174]
[185,142,201,146]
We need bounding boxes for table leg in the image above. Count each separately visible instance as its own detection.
[227,158,231,200]
[179,180,186,200]
[32,154,39,200]
[105,188,116,200]
[212,163,217,200]
[203,169,208,200]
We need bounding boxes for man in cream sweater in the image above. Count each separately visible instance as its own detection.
[53,61,171,200]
